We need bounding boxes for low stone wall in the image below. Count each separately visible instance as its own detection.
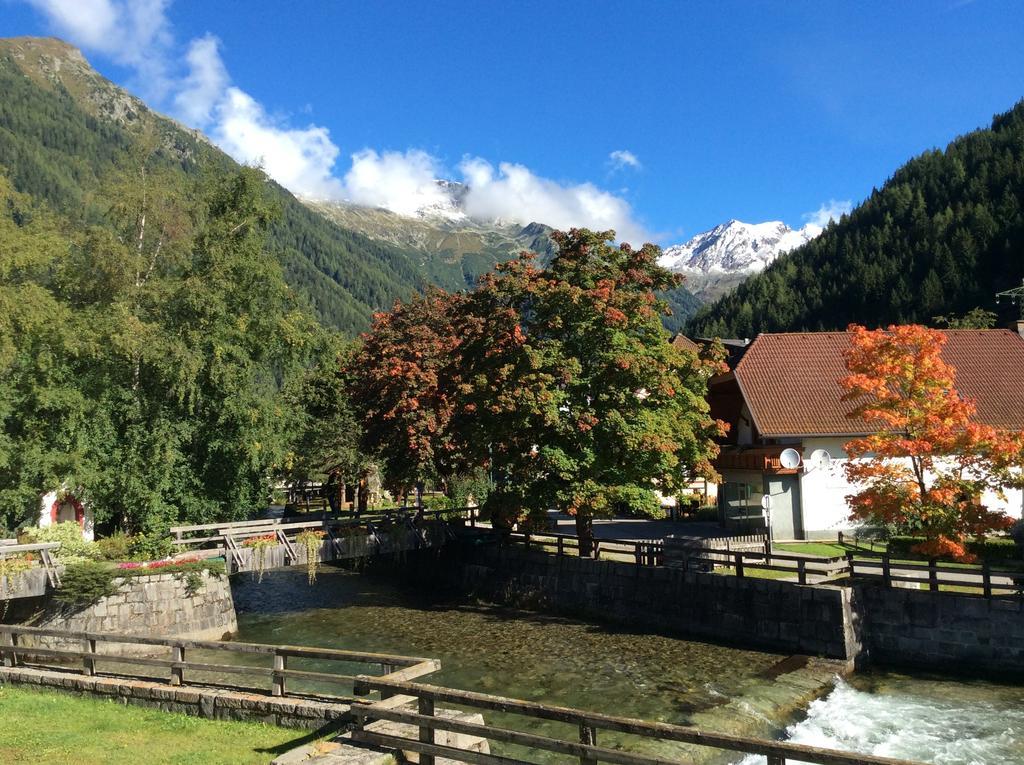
[21,570,237,648]
[444,542,861,662]
[0,665,346,729]
[856,583,1024,675]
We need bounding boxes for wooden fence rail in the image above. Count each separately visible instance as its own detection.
[0,624,439,699]
[499,531,664,567]
[351,675,925,765]
[0,541,63,588]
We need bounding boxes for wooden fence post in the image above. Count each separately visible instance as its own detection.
[83,637,96,676]
[170,644,184,686]
[882,554,892,588]
[419,696,436,765]
[797,559,807,585]
[1,630,16,667]
[983,561,992,599]
[273,652,286,697]
[634,542,641,568]
[557,536,564,557]
[928,559,938,592]
[734,552,744,578]
[579,723,597,765]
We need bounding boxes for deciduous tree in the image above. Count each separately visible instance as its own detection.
[841,323,1024,561]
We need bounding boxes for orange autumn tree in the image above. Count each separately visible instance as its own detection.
[840,323,1024,561]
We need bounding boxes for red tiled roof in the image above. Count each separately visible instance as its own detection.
[734,329,1024,437]
[671,333,700,353]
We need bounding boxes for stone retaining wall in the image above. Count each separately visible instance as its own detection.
[856,583,1024,675]
[23,570,237,647]
[445,543,861,662]
[0,665,346,729]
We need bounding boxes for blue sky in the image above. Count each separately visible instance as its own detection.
[5,1,1024,244]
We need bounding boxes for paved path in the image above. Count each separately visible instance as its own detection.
[544,510,726,541]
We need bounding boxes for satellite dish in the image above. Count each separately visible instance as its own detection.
[779,448,802,470]
[808,449,833,471]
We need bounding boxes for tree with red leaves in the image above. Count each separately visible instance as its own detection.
[457,229,726,552]
[841,323,1024,561]
[346,288,467,503]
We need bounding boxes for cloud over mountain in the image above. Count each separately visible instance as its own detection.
[20,0,646,240]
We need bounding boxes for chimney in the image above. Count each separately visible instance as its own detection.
[1013,320,1024,340]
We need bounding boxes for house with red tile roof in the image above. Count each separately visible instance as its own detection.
[707,328,1024,540]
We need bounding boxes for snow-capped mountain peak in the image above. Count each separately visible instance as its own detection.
[659,219,820,274]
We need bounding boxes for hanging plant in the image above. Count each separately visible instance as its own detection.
[296,529,326,584]
[242,533,277,583]
[1,553,35,617]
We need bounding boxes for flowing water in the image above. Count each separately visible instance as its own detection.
[231,568,1024,764]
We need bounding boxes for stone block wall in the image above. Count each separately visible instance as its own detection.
[25,570,237,647]
[447,544,861,661]
[856,583,1024,674]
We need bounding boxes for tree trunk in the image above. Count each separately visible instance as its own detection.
[576,514,595,557]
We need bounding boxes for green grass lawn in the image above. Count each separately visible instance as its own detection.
[774,541,886,558]
[0,686,316,764]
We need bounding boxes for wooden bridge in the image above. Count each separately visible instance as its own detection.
[169,508,466,574]
[0,541,62,600]
[0,623,927,765]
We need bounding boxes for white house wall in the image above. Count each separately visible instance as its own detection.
[798,439,1024,540]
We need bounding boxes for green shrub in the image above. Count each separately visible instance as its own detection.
[888,535,1021,562]
[968,537,1019,562]
[447,470,492,509]
[20,522,100,564]
[94,532,133,561]
[608,486,663,518]
[128,532,174,561]
[55,562,116,607]
[420,494,453,511]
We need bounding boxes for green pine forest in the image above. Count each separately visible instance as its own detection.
[688,101,1024,337]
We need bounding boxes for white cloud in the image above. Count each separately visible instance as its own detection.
[27,0,174,100]
[339,149,450,215]
[608,149,642,171]
[173,34,228,127]
[21,0,648,236]
[459,158,649,244]
[802,198,852,230]
[212,87,345,199]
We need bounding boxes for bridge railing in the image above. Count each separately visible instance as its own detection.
[169,508,472,549]
[351,675,925,765]
[0,541,63,592]
[0,624,439,700]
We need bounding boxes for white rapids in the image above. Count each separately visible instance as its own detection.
[739,676,1024,765]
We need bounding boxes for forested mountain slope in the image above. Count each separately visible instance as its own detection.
[688,102,1024,337]
[0,37,437,334]
[0,36,701,334]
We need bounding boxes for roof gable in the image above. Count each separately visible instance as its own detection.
[733,329,1024,437]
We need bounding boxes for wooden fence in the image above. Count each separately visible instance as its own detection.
[0,624,438,700]
[674,546,1024,597]
[498,531,664,567]
[350,675,926,765]
[844,550,1024,598]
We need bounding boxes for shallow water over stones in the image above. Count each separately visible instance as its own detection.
[231,567,1024,764]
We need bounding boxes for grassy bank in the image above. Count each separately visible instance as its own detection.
[0,685,312,764]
